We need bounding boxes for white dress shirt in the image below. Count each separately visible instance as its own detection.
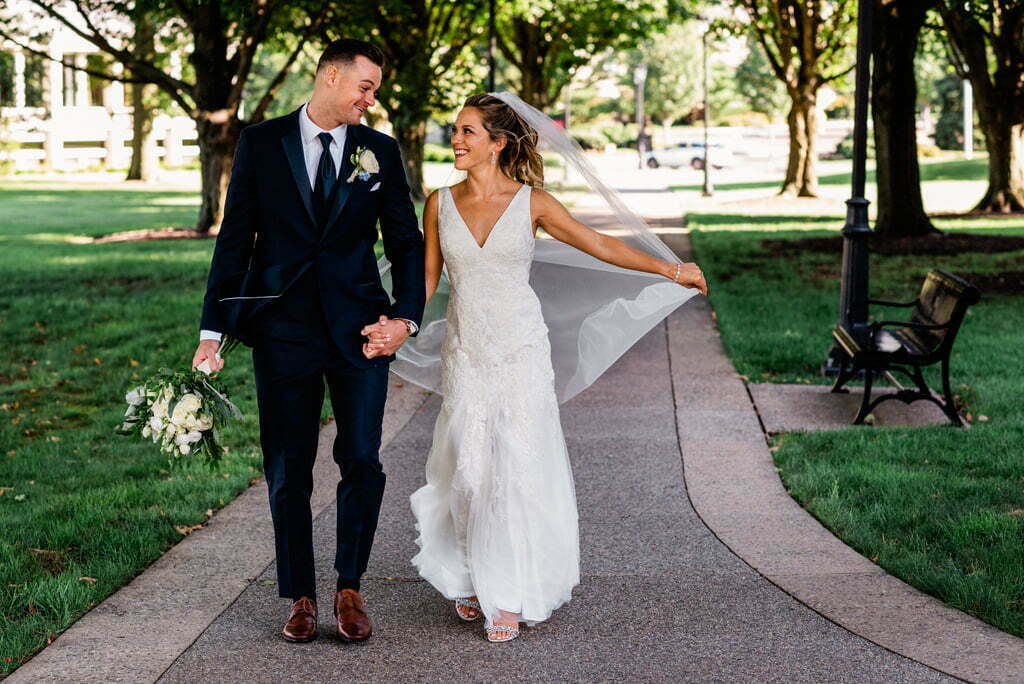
[199,105,346,343]
[298,102,347,190]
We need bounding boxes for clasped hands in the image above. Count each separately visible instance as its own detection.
[362,316,410,359]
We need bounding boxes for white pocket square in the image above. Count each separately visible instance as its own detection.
[370,182,381,192]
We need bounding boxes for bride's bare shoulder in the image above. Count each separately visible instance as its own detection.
[425,188,441,210]
[530,187,568,218]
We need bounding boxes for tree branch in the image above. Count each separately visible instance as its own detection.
[16,0,194,101]
[227,0,281,106]
[742,2,789,86]
[0,29,145,84]
[248,7,328,122]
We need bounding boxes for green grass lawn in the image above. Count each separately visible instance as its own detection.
[689,210,1024,638]
[670,154,989,193]
[0,181,409,675]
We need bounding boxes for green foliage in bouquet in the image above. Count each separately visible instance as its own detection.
[116,338,243,467]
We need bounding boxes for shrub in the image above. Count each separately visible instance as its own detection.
[423,143,455,163]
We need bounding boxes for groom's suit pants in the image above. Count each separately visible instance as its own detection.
[251,303,389,601]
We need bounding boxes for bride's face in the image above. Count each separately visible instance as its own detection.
[451,107,502,170]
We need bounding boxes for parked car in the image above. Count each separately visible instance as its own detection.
[643,142,736,170]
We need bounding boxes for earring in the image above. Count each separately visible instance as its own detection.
[490,151,496,164]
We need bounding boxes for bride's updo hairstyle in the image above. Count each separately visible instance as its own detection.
[463,93,544,188]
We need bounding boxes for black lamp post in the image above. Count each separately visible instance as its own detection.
[701,23,713,197]
[823,0,874,375]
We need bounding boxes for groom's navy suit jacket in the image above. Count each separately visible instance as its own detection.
[200,108,425,369]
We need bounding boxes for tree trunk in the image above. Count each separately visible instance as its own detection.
[872,0,937,236]
[506,20,551,110]
[189,3,238,233]
[781,92,819,196]
[127,14,157,181]
[974,114,1024,212]
[127,81,157,181]
[194,115,241,234]
[938,3,1024,213]
[392,118,426,201]
[520,67,548,110]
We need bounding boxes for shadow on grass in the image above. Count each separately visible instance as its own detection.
[0,184,201,239]
[686,213,840,227]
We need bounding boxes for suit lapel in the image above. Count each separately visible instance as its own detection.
[320,125,360,243]
[281,109,316,227]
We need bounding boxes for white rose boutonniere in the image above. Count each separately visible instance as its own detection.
[347,146,379,183]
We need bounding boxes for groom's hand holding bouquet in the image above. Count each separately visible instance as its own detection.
[116,337,244,468]
[193,338,226,373]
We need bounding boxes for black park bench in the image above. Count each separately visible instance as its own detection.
[831,269,981,427]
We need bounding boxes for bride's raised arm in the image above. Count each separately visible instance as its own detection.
[531,189,708,296]
[423,190,445,303]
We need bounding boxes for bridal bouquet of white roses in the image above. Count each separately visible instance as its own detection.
[116,338,244,467]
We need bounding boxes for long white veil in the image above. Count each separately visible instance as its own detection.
[380,91,699,403]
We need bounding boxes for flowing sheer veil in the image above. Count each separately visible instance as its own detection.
[379,91,699,403]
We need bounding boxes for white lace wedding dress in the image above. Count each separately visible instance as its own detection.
[410,184,580,626]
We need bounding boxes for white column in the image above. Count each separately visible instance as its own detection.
[44,44,64,170]
[13,49,26,108]
[164,122,184,166]
[47,45,63,111]
[103,61,124,111]
[74,54,89,106]
[963,79,974,160]
[104,113,119,168]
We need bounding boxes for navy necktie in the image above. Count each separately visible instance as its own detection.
[313,132,336,227]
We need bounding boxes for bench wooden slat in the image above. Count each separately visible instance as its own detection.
[830,269,980,426]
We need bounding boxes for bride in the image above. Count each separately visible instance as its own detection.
[365,93,706,642]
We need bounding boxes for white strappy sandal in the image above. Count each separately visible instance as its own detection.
[485,622,520,643]
[454,597,481,621]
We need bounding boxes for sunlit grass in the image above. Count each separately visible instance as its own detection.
[689,209,1024,639]
[0,181,410,674]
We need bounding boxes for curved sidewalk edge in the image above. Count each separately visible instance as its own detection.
[665,232,1024,684]
[6,375,431,684]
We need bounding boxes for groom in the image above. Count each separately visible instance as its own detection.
[192,39,424,643]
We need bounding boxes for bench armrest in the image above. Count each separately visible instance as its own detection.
[870,319,951,333]
[868,298,917,308]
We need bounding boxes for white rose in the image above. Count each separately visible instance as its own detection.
[198,414,214,430]
[125,386,145,406]
[171,393,202,425]
[148,415,164,433]
[359,148,379,173]
[186,430,203,444]
[178,444,191,455]
[152,401,168,419]
[142,425,152,438]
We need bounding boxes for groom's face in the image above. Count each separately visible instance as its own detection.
[322,56,381,126]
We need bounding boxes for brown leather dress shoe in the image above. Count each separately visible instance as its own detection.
[282,596,318,643]
[334,589,372,642]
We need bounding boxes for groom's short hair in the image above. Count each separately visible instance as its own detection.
[317,39,385,73]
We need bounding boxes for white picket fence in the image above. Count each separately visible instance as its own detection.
[1,105,198,171]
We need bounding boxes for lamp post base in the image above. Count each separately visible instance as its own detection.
[822,343,848,377]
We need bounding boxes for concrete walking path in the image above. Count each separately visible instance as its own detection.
[10,232,1024,683]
